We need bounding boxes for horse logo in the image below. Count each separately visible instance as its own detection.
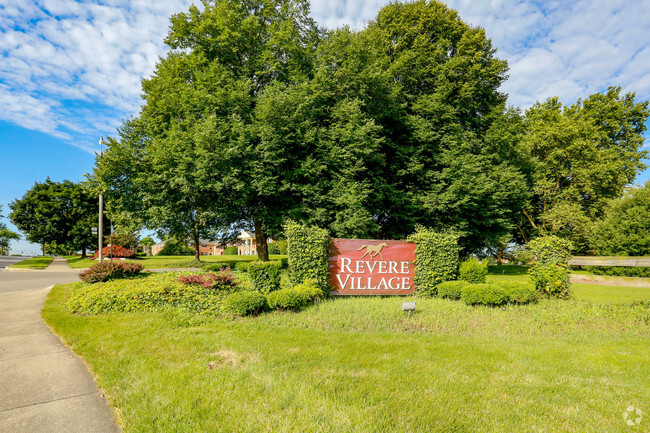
[357,242,388,260]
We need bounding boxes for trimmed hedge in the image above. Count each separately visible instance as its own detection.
[235,262,251,273]
[79,261,143,283]
[285,221,330,294]
[248,261,282,294]
[223,246,238,255]
[458,282,538,307]
[267,287,310,311]
[528,236,573,299]
[459,258,488,284]
[436,280,469,300]
[203,261,239,272]
[587,266,650,278]
[293,280,324,302]
[222,291,267,316]
[461,284,509,306]
[407,226,459,294]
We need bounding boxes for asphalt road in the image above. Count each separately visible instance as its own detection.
[0,256,29,269]
[0,259,80,295]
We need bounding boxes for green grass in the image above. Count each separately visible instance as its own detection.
[62,254,288,270]
[43,279,650,433]
[9,256,53,269]
[64,255,98,268]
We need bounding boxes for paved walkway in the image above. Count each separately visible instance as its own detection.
[0,268,120,432]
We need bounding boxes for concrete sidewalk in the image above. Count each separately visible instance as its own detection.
[0,275,120,432]
[43,257,74,272]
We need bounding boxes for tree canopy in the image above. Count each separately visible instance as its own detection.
[0,205,20,255]
[9,179,98,257]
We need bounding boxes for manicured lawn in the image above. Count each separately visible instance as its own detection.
[65,255,97,268]
[43,280,649,433]
[63,254,288,269]
[9,256,53,269]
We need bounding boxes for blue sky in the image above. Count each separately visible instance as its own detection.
[1,0,649,255]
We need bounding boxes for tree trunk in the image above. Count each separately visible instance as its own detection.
[496,248,503,265]
[193,224,200,261]
[254,220,269,262]
[81,245,87,258]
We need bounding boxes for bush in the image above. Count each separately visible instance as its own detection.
[461,284,509,307]
[285,221,330,294]
[248,261,282,294]
[79,261,143,283]
[92,245,137,259]
[267,287,310,311]
[223,246,238,255]
[459,258,488,283]
[293,280,324,302]
[203,261,239,272]
[587,266,650,278]
[502,282,538,305]
[68,272,234,314]
[222,291,267,316]
[407,226,459,294]
[235,262,251,273]
[436,280,469,300]
[528,236,573,299]
[177,270,238,290]
[158,239,195,256]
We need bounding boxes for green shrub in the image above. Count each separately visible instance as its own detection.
[68,272,234,314]
[587,266,650,278]
[267,287,310,311]
[203,261,239,272]
[278,257,289,268]
[502,282,538,305]
[461,284,509,306]
[293,280,324,302]
[223,246,238,255]
[79,261,143,283]
[407,226,459,294]
[436,280,469,300]
[248,261,282,294]
[235,262,251,273]
[459,258,488,283]
[222,291,267,316]
[285,221,330,294]
[158,239,194,256]
[528,236,573,299]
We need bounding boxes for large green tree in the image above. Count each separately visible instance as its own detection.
[595,182,650,256]
[520,87,649,252]
[9,179,98,257]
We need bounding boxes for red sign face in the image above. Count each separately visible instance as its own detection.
[329,238,416,295]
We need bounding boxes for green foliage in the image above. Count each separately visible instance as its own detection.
[68,272,235,314]
[594,181,650,256]
[285,221,330,293]
[248,261,282,294]
[521,87,649,248]
[586,266,650,278]
[222,291,268,316]
[292,280,324,302]
[79,261,144,283]
[159,239,195,256]
[0,206,20,255]
[9,179,98,256]
[203,261,239,272]
[528,236,573,299]
[223,246,238,255]
[235,262,251,273]
[266,287,310,311]
[408,226,459,294]
[436,280,469,300]
[461,284,510,306]
[501,282,539,305]
[459,258,488,284]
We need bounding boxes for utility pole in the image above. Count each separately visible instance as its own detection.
[98,137,105,263]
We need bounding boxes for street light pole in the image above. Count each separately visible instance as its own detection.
[98,137,105,263]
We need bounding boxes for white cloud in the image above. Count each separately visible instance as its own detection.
[1,0,649,153]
